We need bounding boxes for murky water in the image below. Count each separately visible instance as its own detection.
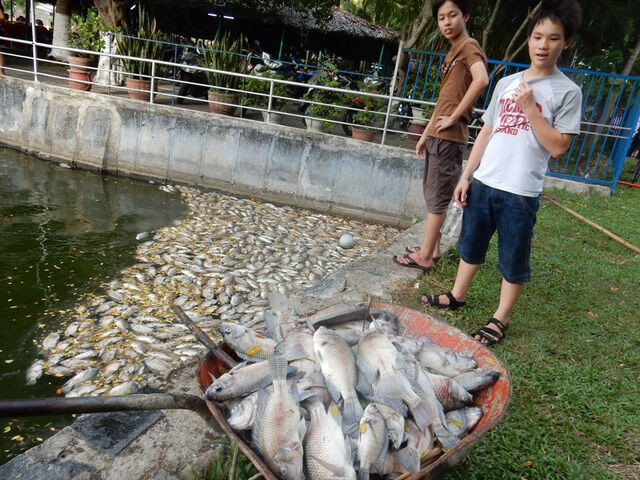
[0,147,185,464]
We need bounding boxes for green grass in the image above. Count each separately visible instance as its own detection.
[393,182,640,479]
[188,438,258,480]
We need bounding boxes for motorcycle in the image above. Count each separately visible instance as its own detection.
[176,45,208,104]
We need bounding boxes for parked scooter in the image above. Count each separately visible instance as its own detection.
[176,45,208,104]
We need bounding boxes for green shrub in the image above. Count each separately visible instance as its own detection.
[117,5,166,79]
[68,8,109,60]
[242,72,291,110]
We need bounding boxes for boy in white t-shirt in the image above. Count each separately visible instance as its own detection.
[422,0,583,346]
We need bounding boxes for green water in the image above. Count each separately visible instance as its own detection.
[0,147,185,465]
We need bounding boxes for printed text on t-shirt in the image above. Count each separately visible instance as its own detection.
[496,98,543,136]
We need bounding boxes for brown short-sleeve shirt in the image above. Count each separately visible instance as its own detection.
[425,38,487,144]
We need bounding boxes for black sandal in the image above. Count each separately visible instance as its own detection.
[471,318,507,347]
[393,254,432,272]
[421,291,466,310]
[405,246,441,264]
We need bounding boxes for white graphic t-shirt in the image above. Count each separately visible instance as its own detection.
[474,70,582,197]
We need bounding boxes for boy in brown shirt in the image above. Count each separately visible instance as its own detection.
[394,0,488,271]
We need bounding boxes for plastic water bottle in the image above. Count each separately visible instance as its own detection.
[440,202,463,237]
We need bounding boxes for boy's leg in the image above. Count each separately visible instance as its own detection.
[398,138,463,268]
[473,279,523,343]
[428,258,481,306]
[473,189,538,344]
[0,51,5,75]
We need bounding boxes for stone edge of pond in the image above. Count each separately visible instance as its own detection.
[0,220,452,480]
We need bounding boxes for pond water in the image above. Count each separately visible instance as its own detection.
[0,147,185,465]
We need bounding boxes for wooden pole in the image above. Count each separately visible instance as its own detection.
[171,304,238,369]
[542,194,640,255]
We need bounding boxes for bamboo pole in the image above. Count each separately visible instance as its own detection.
[542,194,640,254]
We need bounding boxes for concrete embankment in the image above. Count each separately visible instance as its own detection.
[0,75,430,227]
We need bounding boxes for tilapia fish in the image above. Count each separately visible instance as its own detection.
[445,406,483,438]
[275,328,316,377]
[313,326,363,428]
[357,330,435,433]
[218,322,276,361]
[414,339,476,377]
[226,392,258,431]
[396,419,436,474]
[252,357,304,480]
[304,400,357,480]
[205,360,296,401]
[357,403,388,480]
[452,368,500,393]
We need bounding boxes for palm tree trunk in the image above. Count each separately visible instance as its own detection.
[93,0,129,28]
[621,30,640,76]
[50,0,71,61]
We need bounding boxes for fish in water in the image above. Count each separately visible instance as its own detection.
[25,360,44,385]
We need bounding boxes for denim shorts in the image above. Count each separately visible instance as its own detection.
[456,180,539,284]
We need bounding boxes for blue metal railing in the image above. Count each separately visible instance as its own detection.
[402,48,640,191]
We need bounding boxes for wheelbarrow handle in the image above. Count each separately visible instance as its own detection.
[0,393,208,418]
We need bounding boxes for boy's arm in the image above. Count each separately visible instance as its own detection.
[435,62,489,132]
[454,122,492,205]
[514,82,575,158]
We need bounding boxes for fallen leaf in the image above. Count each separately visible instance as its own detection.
[587,311,598,318]
[3,427,10,433]
[11,435,24,442]
[610,286,618,291]
[524,460,534,467]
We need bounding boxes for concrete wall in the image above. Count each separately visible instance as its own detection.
[0,76,426,227]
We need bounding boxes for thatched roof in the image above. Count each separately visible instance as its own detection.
[274,7,398,42]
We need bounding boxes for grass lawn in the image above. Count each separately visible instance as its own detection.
[392,174,640,479]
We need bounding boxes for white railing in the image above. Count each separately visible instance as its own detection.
[0,35,488,147]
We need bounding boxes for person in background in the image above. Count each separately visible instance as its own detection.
[393,0,489,272]
[422,0,583,346]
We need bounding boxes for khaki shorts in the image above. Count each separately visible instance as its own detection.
[422,136,464,214]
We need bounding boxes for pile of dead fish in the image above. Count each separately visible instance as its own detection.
[206,303,501,480]
[25,186,398,397]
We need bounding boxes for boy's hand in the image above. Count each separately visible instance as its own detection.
[454,179,470,206]
[416,135,427,159]
[513,82,536,115]
[435,115,456,133]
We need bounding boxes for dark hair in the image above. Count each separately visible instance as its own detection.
[527,0,582,39]
[432,0,472,18]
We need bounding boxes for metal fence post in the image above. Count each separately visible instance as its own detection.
[172,44,178,106]
[267,79,275,124]
[29,0,38,82]
[381,41,403,146]
[611,88,640,192]
[150,61,156,104]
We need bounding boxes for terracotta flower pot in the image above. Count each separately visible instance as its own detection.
[126,77,153,102]
[208,91,238,116]
[68,69,92,91]
[67,56,94,91]
[408,122,426,142]
[352,127,376,142]
[411,106,428,126]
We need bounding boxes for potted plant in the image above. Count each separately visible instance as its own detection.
[67,8,108,91]
[242,71,291,124]
[200,33,248,116]
[117,6,166,101]
[302,56,343,133]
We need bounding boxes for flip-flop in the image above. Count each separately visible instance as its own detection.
[405,246,441,264]
[392,254,432,272]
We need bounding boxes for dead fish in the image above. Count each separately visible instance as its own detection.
[357,403,388,480]
[62,368,97,394]
[396,420,436,474]
[372,402,405,450]
[226,392,258,431]
[42,332,60,351]
[252,356,304,480]
[445,406,483,438]
[144,358,171,374]
[109,382,136,396]
[66,384,97,398]
[218,322,276,361]
[25,360,44,385]
[424,371,473,412]
[206,360,297,402]
[414,339,476,378]
[313,327,363,430]
[451,369,501,393]
[304,399,357,480]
